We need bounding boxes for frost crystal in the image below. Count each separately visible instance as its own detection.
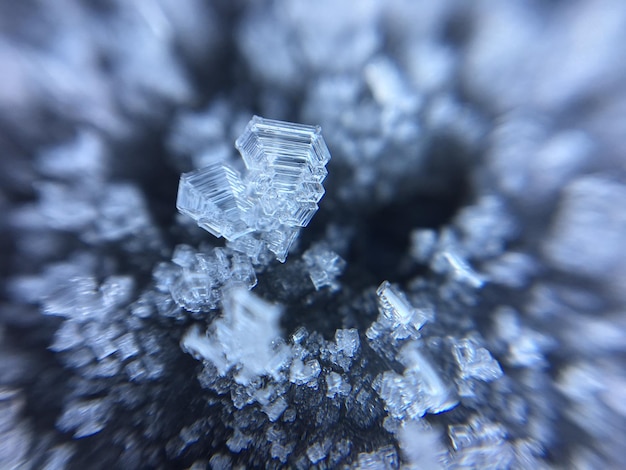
[289,358,321,385]
[329,328,360,371]
[180,288,290,385]
[177,115,331,262]
[302,242,347,290]
[376,345,458,420]
[452,338,503,382]
[176,164,252,240]
[355,446,398,470]
[326,372,351,398]
[367,281,432,346]
[154,245,256,312]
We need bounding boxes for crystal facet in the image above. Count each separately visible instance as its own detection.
[177,116,331,262]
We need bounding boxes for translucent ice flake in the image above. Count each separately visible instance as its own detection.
[367,281,431,345]
[431,246,485,289]
[43,275,135,323]
[375,343,458,420]
[329,328,360,371]
[448,416,513,469]
[177,163,252,240]
[236,115,330,171]
[289,358,321,385]
[302,242,347,291]
[452,338,503,382]
[326,372,351,398]
[262,396,288,422]
[177,115,331,263]
[334,328,360,358]
[355,446,398,470]
[157,245,256,312]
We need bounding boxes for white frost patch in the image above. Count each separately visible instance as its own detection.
[181,288,291,385]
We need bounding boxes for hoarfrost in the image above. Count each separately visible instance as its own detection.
[155,245,256,312]
[326,372,351,398]
[367,281,431,345]
[181,288,290,385]
[289,358,321,386]
[302,242,346,291]
[452,338,503,382]
[177,115,331,262]
[376,344,458,419]
[544,176,626,300]
[354,445,398,470]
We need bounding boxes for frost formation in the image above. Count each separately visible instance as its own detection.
[2,0,626,469]
[177,115,330,262]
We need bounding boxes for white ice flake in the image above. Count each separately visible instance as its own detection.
[181,288,291,385]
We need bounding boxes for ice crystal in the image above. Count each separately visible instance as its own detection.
[367,281,432,348]
[155,245,256,312]
[452,338,503,382]
[376,344,458,420]
[302,242,347,290]
[355,446,398,470]
[177,163,252,240]
[326,372,351,398]
[4,0,626,468]
[181,288,289,385]
[289,358,321,385]
[177,115,330,262]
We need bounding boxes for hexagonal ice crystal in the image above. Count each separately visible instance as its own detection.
[176,116,331,262]
[236,115,331,171]
[177,163,252,240]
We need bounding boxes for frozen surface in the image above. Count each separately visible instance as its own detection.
[2,0,626,468]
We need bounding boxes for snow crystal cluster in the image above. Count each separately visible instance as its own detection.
[2,0,626,469]
[302,242,347,291]
[177,115,331,262]
[154,244,256,312]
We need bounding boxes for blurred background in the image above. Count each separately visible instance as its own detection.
[1,0,625,468]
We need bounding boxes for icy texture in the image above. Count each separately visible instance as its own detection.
[177,115,330,262]
[367,281,432,347]
[3,0,626,468]
[544,176,626,300]
[56,398,111,438]
[355,446,398,470]
[41,276,167,385]
[0,389,31,469]
[289,358,321,385]
[367,281,457,419]
[181,288,290,385]
[447,416,513,469]
[177,164,253,240]
[302,242,347,290]
[398,422,447,469]
[154,244,256,312]
[326,372,351,398]
[329,328,360,371]
[452,338,503,382]
[376,344,458,420]
[491,306,555,368]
